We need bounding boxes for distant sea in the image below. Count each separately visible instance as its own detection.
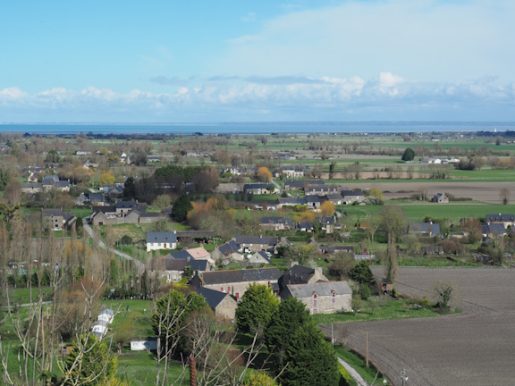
[1,121,515,135]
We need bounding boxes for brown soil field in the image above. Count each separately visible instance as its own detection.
[323,267,515,385]
[346,181,515,203]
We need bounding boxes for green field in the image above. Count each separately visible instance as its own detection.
[312,296,440,325]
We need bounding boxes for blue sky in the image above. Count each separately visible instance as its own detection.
[1,0,515,122]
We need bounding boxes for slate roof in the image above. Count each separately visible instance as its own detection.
[243,183,275,191]
[304,195,325,203]
[42,175,59,185]
[164,256,209,271]
[169,250,192,260]
[41,209,74,221]
[485,213,515,222]
[482,223,507,236]
[341,189,365,197]
[234,235,278,246]
[286,281,352,298]
[279,265,316,288]
[197,268,282,285]
[218,241,241,256]
[193,286,230,309]
[278,197,306,205]
[410,222,441,236]
[260,216,294,226]
[146,231,177,244]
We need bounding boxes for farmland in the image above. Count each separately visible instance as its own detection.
[327,267,515,385]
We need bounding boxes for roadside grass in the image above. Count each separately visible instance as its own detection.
[312,296,440,325]
[70,207,93,219]
[334,346,387,386]
[117,351,189,386]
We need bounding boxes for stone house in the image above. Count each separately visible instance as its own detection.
[189,268,283,301]
[281,281,353,314]
[431,192,449,204]
[233,235,278,253]
[409,222,441,237]
[193,286,237,320]
[340,189,365,205]
[212,241,245,263]
[41,209,76,231]
[485,213,515,229]
[259,216,294,231]
[243,183,277,195]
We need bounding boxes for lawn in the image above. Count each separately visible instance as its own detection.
[312,296,440,325]
[104,299,155,343]
[4,286,53,305]
[117,351,189,386]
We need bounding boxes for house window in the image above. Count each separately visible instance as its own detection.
[312,291,318,313]
[235,292,239,301]
[221,287,224,292]
[331,289,336,305]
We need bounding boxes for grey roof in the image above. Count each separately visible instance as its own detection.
[88,192,106,202]
[146,231,177,244]
[260,216,294,226]
[42,175,59,185]
[54,180,70,188]
[169,250,192,260]
[482,223,507,236]
[286,281,352,298]
[486,213,515,222]
[305,195,325,203]
[164,256,209,271]
[234,235,278,246]
[279,265,316,288]
[410,222,440,236]
[193,286,230,309]
[41,209,74,221]
[218,240,241,256]
[278,197,306,205]
[341,189,365,197]
[320,245,354,254]
[243,183,275,191]
[115,200,140,209]
[319,216,336,225]
[198,268,282,285]
[22,182,42,189]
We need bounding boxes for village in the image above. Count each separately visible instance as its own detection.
[2,131,515,385]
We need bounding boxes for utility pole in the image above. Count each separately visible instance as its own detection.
[365,331,369,368]
[331,323,334,345]
[401,368,408,386]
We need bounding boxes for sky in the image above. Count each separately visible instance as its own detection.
[1,0,515,123]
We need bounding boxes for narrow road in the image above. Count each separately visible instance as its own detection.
[83,223,146,274]
[338,357,369,386]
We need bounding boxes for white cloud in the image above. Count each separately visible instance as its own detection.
[1,74,515,121]
[0,87,25,103]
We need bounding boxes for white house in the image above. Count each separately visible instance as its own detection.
[146,231,178,252]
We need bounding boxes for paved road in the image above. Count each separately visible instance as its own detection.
[326,267,515,386]
[83,223,146,274]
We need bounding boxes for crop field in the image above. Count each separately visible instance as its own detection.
[327,267,515,385]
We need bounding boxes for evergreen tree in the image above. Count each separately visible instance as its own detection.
[236,284,279,336]
[123,177,136,200]
[401,147,415,161]
[170,195,192,223]
[265,297,339,386]
[63,333,117,385]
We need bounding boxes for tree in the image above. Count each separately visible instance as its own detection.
[401,147,415,161]
[256,166,272,182]
[434,283,453,313]
[153,194,172,210]
[265,297,339,386]
[62,333,117,385]
[369,187,384,203]
[380,206,406,284]
[349,261,374,286]
[328,162,336,180]
[152,288,208,358]
[500,187,510,205]
[320,200,336,216]
[99,170,116,186]
[171,195,192,223]
[236,284,279,336]
[0,168,9,191]
[45,149,60,163]
[123,177,136,200]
